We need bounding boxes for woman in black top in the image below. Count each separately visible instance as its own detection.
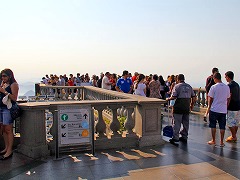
[0,68,19,160]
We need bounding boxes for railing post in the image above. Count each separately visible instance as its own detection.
[54,88,59,99]
[77,88,81,100]
[124,107,135,135]
[59,88,64,100]
[135,102,164,147]
[95,107,106,138]
[197,89,201,107]
[202,91,206,107]
[35,83,40,96]
[110,107,121,136]
[64,88,69,100]
[18,104,50,159]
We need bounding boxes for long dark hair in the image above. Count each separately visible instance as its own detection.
[1,68,17,84]
[159,75,165,86]
[135,74,145,89]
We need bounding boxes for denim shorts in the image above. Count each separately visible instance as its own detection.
[209,110,226,130]
[0,107,14,125]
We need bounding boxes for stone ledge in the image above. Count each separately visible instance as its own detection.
[95,136,139,149]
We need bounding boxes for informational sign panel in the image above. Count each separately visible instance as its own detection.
[58,105,92,146]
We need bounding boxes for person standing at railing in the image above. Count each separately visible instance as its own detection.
[131,72,139,85]
[166,74,196,145]
[159,75,167,100]
[149,74,161,99]
[59,75,66,86]
[0,68,19,160]
[133,74,146,96]
[204,72,230,147]
[76,73,81,86]
[110,73,117,91]
[91,74,98,87]
[116,70,133,94]
[205,67,219,98]
[97,72,104,88]
[224,71,240,143]
[102,72,112,90]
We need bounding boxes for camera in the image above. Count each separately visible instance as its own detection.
[203,116,207,122]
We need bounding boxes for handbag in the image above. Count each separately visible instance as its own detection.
[162,101,173,138]
[10,103,22,120]
[163,125,173,138]
[164,85,169,92]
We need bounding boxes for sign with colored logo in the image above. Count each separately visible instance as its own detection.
[61,114,68,121]
[58,105,91,146]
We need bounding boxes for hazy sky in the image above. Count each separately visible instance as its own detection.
[1,0,240,87]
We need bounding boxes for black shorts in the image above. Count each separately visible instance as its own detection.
[209,110,226,130]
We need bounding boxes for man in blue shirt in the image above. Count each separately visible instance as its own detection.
[116,70,133,93]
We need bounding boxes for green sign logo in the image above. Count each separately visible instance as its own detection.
[61,114,68,121]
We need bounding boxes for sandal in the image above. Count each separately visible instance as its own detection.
[0,151,6,156]
[208,140,216,145]
[226,136,237,142]
[220,143,225,147]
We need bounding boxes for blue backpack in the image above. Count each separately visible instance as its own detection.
[163,125,173,138]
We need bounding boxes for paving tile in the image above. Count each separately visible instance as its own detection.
[10,171,53,180]
[0,152,33,175]
[62,152,112,168]
[28,159,65,173]
[174,152,205,165]
[207,173,238,180]
[167,164,200,179]
[133,155,180,169]
[150,143,189,156]
[1,160,44,180]
[209,160,240,179]
[181,162,225,178]
[2,113,240,180]
[121,167,177,180]
[90,160,140,179]
[99,148,149,162]
[182,148,217,163]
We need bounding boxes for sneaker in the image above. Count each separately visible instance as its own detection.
[179,137,187,143]
[169,138,179,145]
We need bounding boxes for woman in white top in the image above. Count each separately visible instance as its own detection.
[133,74,146,96]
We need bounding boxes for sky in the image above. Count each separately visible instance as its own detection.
[1,0,240,88]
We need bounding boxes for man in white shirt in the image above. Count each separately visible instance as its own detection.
[205,72,230,147]
[101,72,112,90]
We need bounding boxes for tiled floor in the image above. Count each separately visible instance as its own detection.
[1,113,240,180]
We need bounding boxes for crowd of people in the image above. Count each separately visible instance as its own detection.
[0,67,240,161]
[165,67,240,147]
[40,68,240,147]
[204,68,240,147]
[40,71,180,100]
